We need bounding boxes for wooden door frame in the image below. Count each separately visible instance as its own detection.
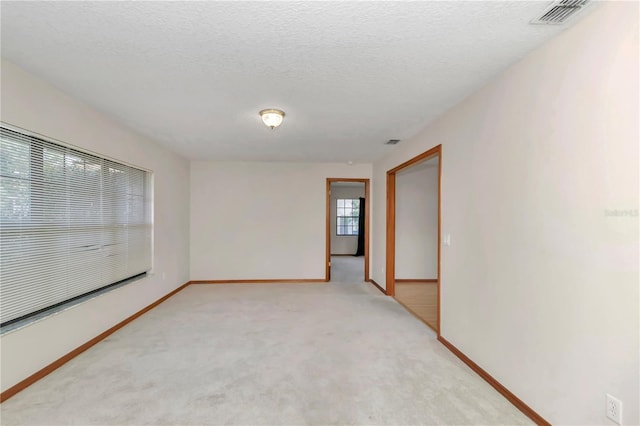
[386,145,442,334]
[325,178,370,282]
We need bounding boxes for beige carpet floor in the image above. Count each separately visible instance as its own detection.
[330,255,365,283]
[0,283,531,425]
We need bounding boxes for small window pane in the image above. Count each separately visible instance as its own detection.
[336,198,361,236]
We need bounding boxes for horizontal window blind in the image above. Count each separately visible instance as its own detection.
[0,127,152,326]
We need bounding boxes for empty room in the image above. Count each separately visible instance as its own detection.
[0,1,638,425]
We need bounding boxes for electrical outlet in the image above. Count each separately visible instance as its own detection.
[606,394,622,425]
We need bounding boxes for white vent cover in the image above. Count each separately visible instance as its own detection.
[531,0,590,25]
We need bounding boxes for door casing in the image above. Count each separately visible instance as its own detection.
[325,178,370,282]
[386,145,442,334]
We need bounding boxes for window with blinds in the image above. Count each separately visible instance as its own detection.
[0,126,152,327]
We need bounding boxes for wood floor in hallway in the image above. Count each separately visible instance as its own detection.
[394,281,438,331]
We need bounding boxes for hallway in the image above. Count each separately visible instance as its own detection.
[330,255,364,283]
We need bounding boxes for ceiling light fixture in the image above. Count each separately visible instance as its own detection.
[259,109,285,129]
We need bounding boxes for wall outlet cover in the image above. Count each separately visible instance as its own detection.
[606,394,622,425]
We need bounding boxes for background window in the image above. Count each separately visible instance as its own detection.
[336,198,360,236]
[0,127,152,327]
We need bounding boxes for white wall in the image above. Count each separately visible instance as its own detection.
[0,60,191,393]
[191,162,371,280]
[395,163,438,279]
[371,2,638,424]
[330,184,365,255]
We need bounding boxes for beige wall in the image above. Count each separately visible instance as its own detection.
[330,184,365,255]
[395,162,438,279]
[371,2,638,424]
[0,60,191,393]
[190,161,372,280]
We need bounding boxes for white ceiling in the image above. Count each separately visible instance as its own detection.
[1,1,586,163]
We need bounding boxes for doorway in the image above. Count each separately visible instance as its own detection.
[386,145,442,334]
[325,178,370,282]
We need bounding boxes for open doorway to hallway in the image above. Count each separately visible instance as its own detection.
[325,178,370,283]
[394,156,439,330]
[386,145,441,333]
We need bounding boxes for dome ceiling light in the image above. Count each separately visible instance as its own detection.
[259,109,285,130]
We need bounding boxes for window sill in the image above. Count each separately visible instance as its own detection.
[0,273,148,336]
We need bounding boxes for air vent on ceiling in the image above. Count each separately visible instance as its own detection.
[531,0,590,25]
[385,139,401,145]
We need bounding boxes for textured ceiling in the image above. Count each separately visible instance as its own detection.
[0,1,587,162]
